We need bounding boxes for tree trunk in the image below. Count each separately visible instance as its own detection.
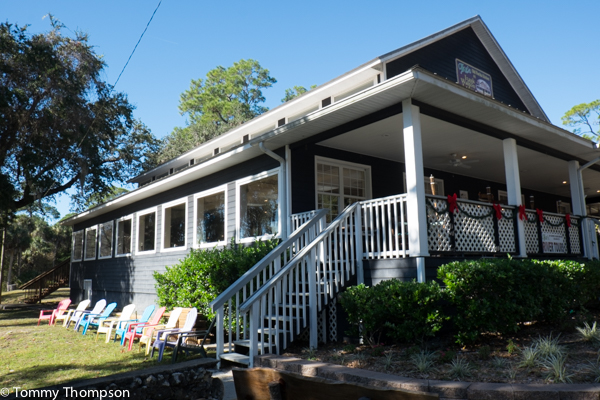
[0,223,6,304]
[6,250,14,287]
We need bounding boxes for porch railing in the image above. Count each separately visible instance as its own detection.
[209,209,328,363]
[360,194,408,259]
[523,210,582,255]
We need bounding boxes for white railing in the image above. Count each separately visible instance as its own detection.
[291,210,321,231]
[523,209,582,255]
[209,209,328,364]
[239,203,361,367]
[360,194,408,259]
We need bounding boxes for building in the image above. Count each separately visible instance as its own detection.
[63,16,600,365]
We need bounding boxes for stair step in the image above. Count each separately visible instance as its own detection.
[233,340,271,350]
[220,352,250,366]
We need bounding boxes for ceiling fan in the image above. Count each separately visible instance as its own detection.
[437,153,480,169]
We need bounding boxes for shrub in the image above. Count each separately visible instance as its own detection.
[153,238,279,317]
[338,279,446,345]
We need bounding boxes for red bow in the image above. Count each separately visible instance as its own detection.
[536,208,544,223]
[492,203,503,220]
[518,205,526,221]
[447,193,458,213]
[565,214,571,228]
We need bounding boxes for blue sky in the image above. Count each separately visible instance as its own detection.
[4,0,600,221]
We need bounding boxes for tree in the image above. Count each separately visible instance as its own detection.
[281,85,317,103]
[562,100,600,140]
[0,20,159,220]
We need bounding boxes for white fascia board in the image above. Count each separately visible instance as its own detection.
[412,69,595,149]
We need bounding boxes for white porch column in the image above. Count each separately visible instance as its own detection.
[502,138,527,257]
[568,160,597,259]
[402,99,429,282]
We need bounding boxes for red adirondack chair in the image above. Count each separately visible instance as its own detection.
[122,306,166,351]
[38,299,71,326]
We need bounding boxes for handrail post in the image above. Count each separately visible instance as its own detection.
[249,301,260,368]
[308,247,318,350]
[216,307,224,368]
[354,205,364,285]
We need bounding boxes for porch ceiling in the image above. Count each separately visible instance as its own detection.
[318,113,600,198]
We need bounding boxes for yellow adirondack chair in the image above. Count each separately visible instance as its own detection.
[56,299,91,327]
[96,304,136,343]
[139,307,183,355]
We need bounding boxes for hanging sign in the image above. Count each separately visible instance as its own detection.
[456,59,493,97]
[542,232,566,253]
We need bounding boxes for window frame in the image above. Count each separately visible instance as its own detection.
[72,230,84,261]
[193,186,228,248]
[115,215,133,257]
[161,197,188,252]
[236,167,281,243]
[314,156,372,221]
[84,225,98,261]
[135,207,158,255]
[97,221,114,259]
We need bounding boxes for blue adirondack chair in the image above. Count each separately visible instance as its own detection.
[113,304,156,345]
[73,299,107,331]
[80,302,117,335]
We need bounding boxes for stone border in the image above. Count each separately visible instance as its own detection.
[255,355,600,400]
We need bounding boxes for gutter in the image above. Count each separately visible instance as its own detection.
[258,142,288,238]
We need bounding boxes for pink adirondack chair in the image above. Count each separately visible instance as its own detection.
[122,306,166,351]
[38,299,71,326]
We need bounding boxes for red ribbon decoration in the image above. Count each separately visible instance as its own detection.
[536,208,544,223]
[518,205,526,221]
[565,214,571,228]
[447,193,458,213]
[492,203,503,220]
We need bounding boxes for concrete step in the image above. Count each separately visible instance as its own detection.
[220,352,250,366]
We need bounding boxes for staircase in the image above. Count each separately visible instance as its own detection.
[19,259,70,303]
[210,204,364,367]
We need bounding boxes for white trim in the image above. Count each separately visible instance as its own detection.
[236,167,281,243]
[161,197,188,252]
[97,221,114,259]
[314,156,372,219]
[135,207,158,255]
[72,230,84,261]
[115,214,133,257]
[193,186,228,248]
[84,225,98,261]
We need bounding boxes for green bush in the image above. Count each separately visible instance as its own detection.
[339,279,446,345]
[153,238,279,317]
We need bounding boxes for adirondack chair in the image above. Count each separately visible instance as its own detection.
[138,307,183,355]
[112,304,155,345]
[151,307,198,362]
[95,304,136,342]
[171,317,215,363]
[38,299,71,326]
[80,302,117,335]
[55,299,90,328]
[122,306,166,351]
[72,299,106,331]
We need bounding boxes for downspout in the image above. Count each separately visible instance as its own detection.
[258,142,288,239]
[578,156,600,259]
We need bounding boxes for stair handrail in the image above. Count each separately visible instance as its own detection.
[209,209,328,312]
[19,258,70,290]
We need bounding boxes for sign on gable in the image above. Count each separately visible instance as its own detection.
[456,59,493,97]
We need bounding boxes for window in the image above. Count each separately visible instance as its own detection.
[98,221,113,259]
[72,230,84,261]
[84,226,97,260]
[116,216,132,256]
[195,189,226,246]
[137,208,156,253]
[162,199,187,250]
[316,158,371,222]
[238,171,279,240]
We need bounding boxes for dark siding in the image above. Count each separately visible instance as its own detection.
[386,27,528,114]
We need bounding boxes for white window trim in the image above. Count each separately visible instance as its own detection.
[115,215,133,258]
[193,186,228,248]
[84,225,98,261]
[236,167,281,243]
[72,230,84,261]
[135,207,158,255]
[161,197,188,252]
[98,221,114,260]
[314,156,372,211]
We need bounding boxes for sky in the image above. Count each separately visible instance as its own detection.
[4,0,600,222]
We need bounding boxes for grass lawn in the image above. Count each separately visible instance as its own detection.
[0,290,213,392]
